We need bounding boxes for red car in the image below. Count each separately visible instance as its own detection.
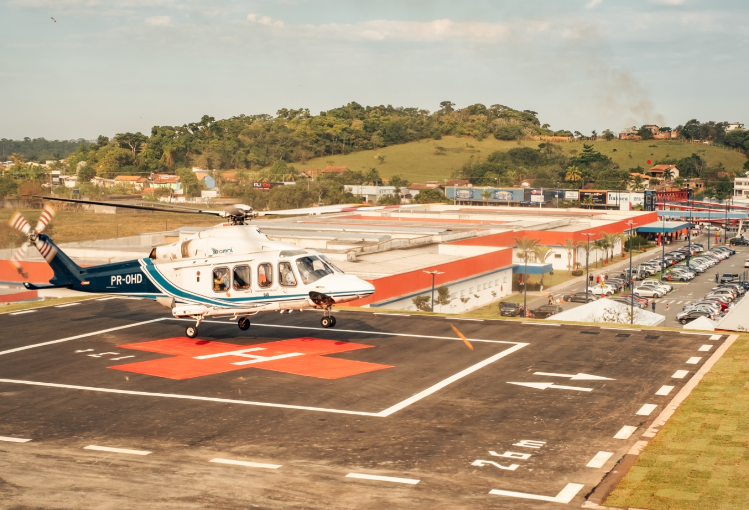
[620,294,649,306]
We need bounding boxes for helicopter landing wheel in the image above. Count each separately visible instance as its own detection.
[321,316,336,328]
[330,316,336,327]
[238,317,251,331]
[185,325,199,338]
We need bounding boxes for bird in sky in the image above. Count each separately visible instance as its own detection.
[51,17,56,22]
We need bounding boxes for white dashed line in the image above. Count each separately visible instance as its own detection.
[614,426,637,439]
[210,458,281,469]
[710,334,722,340]
[10,310,36,315]
[450,318,484,321]
[522,322,561,326]
[699,345,713,352]
[373,313,411,316]
[84,445,151,455]
[586,451,613,468]
[55,303,80,308]
[0,436,32,443]
[686,357,702,364]
[672,370,689,379]
[636,404,658,416]
[96,297,118,301]
[656,385,674,396]
[346,473,419,485]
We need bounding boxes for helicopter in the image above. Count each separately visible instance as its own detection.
[8,196,397,338]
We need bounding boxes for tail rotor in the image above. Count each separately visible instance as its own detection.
[8,204,57,276]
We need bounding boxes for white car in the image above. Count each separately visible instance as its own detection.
[633,286,663,298]
[588,285,615,296]
[640,280,673,292]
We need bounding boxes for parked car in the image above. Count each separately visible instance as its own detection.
[564,291,599,303]
[588,285,615,296]
[610,296,647,309]
[677,309,715,324]
[640,280,673,293]
[530,304,564,318]
[633,286,664,298]
[721,273,739,284]
[729,237,749,246]
[499,302,525,317]
[620,294,649,306]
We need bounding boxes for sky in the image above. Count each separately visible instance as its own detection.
[0,0,747,140]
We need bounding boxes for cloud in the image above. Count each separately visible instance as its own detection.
[650,0,685,4]
[145,15,172,27]
[586,0,602,8]
[247,13,284,28]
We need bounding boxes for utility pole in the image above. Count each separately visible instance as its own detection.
[523,250,530,316]
[583,233,594,302]
[628,220,635,323]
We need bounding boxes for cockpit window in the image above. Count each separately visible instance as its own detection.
[296,256,333,285]
[319,254,343,273]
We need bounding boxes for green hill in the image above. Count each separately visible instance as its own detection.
[292,136,748,184]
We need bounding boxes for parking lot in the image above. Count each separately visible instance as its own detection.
[521,233,749,327]
[0,298,733,509]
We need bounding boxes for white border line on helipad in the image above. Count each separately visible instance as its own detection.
[346,473,419,484]
[84,445,151,455]
[210,458,281,469]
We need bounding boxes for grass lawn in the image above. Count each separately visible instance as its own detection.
[0,295,99,314]
[288,137,748,184]
[605,334,749,510]
[0,209,227,250]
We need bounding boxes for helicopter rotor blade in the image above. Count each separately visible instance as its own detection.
[9,211,32,235]
[34,237,58,263]
[28,196,223,217]
[10,240,32,272]
[34,204,56,234]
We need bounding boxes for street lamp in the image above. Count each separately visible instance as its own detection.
[556,181,560,208]
[583,233,595,302]
[423,270,444,312]
[523,250,530,317]
[627,220,635,324]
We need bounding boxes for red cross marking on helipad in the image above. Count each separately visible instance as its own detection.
[108,337,392,380]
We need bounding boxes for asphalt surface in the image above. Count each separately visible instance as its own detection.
[524,233,749,326]
[0,298,731,509]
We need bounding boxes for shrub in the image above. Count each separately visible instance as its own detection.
[571,269,584,276]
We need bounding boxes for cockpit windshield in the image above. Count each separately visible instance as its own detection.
[319,254,344,273]
[296,255,333,284]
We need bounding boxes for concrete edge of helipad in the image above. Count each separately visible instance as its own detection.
[581,333,739,510]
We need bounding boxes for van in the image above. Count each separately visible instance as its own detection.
[745,258,749,268]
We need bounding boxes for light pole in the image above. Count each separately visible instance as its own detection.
[661,211,666,279]
[627,220,635,323]
[724,197,729,244]
[523,249,530,317]
[423,270,444,312]
[556,181,560,208]
[583,233,594,302]
[686,186,692,269]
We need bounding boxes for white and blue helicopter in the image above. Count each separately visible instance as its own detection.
[9,197,390,338]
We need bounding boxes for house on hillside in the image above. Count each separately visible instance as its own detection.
[726,122,745,132]
[150,174,181,190]
[194,171,216,190]
[445,179,470,187]
[323,166,349,175]
[648,164,680,181]
[62,175,78,188]
[220,172,238,183]
[91,176,116,188]
[114,175,147,190]
[407,182,441,198]
[628,173,651,190]
[344,185,398,203]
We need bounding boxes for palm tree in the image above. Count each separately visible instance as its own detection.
[565,165,582,183]
[533,245,554,286]
[505,170,517,187]
[600,232,616,262]
[514,236,540,287]
[621,174,632,191]
[564,239,581,273]
[582,195,595,209]
[593,239,606,267]
[662,168,673,183]
[614,232,625,258]
[632,175,645,191]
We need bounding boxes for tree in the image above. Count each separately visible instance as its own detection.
[459,296,470,311]
[593,239,606,267]
[632,175,645,191]
[0,177,18,198]
[532,245,553,286]
[514,236,540,265]
[564,239,581,273]
[377,193,400,205]
[582,195,595,209]
[600,232,616,261]
[414,188,448,204]
[602,129,615,141]
[412,295,431,312]
[78,163,96,183]
[365,168,381,185]
[565,165,582,183]
[637,126,654,140]
[435,286,451,311]
[439,101,455,114]
[494,124,523,141]
[662,168,673,182]
[114,132,148,159]
[376,154,386,165]
[389,174,409,188]
[176,168,203,198]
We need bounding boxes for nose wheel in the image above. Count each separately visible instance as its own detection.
[321,315,336,328]
[185,325,199,338]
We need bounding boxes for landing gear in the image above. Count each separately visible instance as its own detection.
[185,325,198,338]
[238,317,251,331]
[320,307,337,328]
[321,316,336,328]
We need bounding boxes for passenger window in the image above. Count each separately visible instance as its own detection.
[233,266,251,290]
[279,262,297,287]
[212,267,230,293]
[258,263,273,288]
[296,256,333,285]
